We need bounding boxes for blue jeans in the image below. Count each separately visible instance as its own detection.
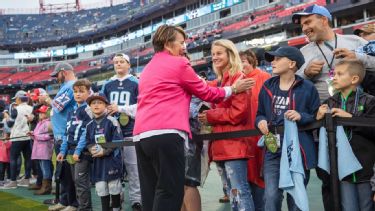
[249,182,264,211]
[263,153,310,211]
[216,160,255,211]
[340,181,374,211]
[39,160,52,180]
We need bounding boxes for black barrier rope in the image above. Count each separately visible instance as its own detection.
[2,117,374,146]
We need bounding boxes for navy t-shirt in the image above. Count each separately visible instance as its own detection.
[86,115,124,182]
[101,76,138,137]
[271,89,290,126]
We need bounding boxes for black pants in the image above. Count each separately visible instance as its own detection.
[316,167,333,211]
[54,142,77,207]
[0,162,10,181]
[10,141,32,181]
[135,133,185,211]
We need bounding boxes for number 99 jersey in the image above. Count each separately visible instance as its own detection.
[101,75,138,137]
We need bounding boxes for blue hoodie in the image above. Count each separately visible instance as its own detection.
[256,75,320,169]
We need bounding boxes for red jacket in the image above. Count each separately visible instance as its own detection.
[207,70,251,161]
[244,68,271,188]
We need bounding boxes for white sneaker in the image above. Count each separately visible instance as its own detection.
[48,203,66,211]
[17,178,29,187]
[1,181,17,189]
[60,206,77,211]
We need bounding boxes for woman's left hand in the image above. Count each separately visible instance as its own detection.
[233,77,255,94]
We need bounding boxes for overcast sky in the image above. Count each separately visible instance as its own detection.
[0,0,130,10]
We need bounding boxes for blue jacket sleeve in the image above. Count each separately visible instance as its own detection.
[52,88,74,113]
[298,85,320,125]
[60,133,68,156]
[74,128,86,156]
[255,87,268,128]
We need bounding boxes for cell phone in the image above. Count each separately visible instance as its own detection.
[199,104,210,113]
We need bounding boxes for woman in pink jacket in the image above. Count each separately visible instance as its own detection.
[29,105,53,195]
[133,25,253,211]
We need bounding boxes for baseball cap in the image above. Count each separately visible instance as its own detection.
[31,88,48,101]
[292,4,332,24]
[35,105,49,113]
[12,90,28,100]
[50,62,74,77]
[114,53,130,63]
[87,93,110,105]
[353,24,375,36]
[264,46,305,69]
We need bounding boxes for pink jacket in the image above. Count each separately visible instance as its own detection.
[31,119,54,160]
[0,141,11,163]
[134,51,226,137]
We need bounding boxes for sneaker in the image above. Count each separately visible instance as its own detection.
[132,202,142,211]
[48,203,66,211]
[16,174,25,181]
[29,177,37,185]
[60,206,77,211]
[17,178,29,187]
[1,181,17,189]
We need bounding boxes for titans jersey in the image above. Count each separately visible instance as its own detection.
[86,115,123,182]
[101,75,138,137]
[60,103,93,156]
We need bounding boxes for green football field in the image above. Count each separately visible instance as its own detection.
[0,165,324,211]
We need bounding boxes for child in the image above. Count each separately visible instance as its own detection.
[0,138,11,187]
[56,79,93,210]
[29,105,54,195]
[86,93,124,211]
[256,46,320,210]
[316,59,375,211]
[101,53,141,210]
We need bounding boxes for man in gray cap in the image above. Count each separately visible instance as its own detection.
[47,62,78,211]
[292,4,375,211]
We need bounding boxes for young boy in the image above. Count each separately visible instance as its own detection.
[56,79,93,210]
[256,46,320,210]
[101,53,141,210]
[86,93,124,211]
[316,59,375,211]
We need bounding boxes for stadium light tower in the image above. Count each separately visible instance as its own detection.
[39,0,81,13]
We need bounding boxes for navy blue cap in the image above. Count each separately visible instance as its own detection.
[87,93,110,105]
[292,4,332,24]
[264,46,305,69]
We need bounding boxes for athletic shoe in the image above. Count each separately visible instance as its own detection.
[48,203,66,211]
[17,178,29,187]
[60,206,77,211]
[1,181,17,189]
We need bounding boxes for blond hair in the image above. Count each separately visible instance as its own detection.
[211,39,242,80]
[336,59,366,83]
